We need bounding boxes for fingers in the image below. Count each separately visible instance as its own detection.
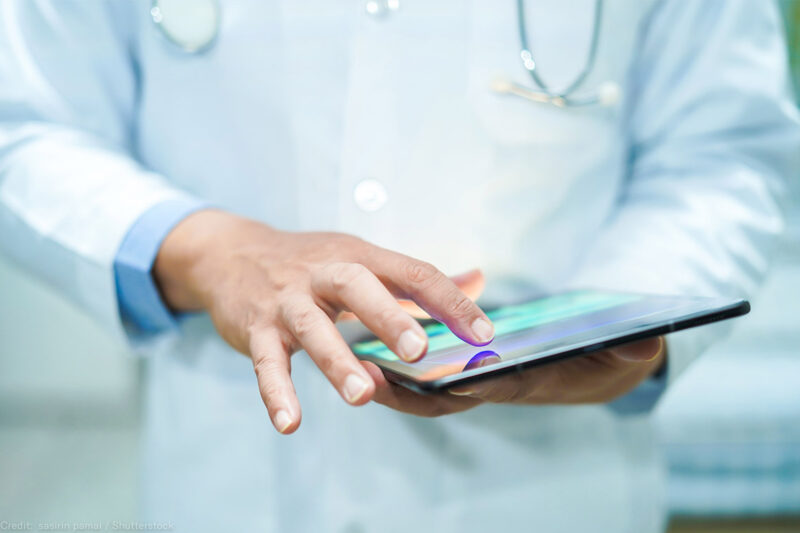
[338,268,486,321]
[363,361,482,417]
[396,268,486,319]
[313,263,428,362]
[282,297,376,406]
[449,371,527,403]
[250,329,301,434]
[365,251,495,346]
[451,339,666,405]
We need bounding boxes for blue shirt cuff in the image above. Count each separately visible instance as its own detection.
[114,198,208,334]
[607,356,669,415]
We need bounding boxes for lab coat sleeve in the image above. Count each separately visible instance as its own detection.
[567,0,800,391]
[115,198,208,334]
[0,2,202,343]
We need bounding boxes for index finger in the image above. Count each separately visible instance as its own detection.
[362,250,494,346]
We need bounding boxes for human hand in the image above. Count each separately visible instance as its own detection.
[363,337,665,415]
[447,337,666,404]
[152,209,494,434]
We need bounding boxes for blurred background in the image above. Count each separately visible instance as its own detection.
[1,3,798,532]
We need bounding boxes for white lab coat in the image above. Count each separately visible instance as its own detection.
[1,1,798,532]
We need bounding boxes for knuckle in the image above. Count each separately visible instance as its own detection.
[243,309,278,345]
[289,307,322,338]
[316,353,336,374]
[253,356,277,382]
[446,292,476,318]
[326,262,368,292]
[261,381,284,408]
[374,306,402,329]
[405,260,441,286]
[253,360,283,403]
[316,351,350,377]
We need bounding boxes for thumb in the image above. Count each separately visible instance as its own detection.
[609,336,664,363]
[449,268,486,302]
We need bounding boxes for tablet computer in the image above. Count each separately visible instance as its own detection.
[350,290,749,393]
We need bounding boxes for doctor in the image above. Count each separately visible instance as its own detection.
[0,1,797,532]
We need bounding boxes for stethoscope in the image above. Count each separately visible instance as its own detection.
[150,0,618,108]
[491,0,619,107]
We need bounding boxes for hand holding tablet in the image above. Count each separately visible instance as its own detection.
[352,290,749,395]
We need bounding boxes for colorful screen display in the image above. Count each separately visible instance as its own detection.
[351,290,741,384]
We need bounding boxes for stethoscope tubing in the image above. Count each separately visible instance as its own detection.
[516,0,603,100]
[150,0,614,108]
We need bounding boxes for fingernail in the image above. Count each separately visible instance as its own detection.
[344,374,369,404]
[618,338,664,362]
[449,388,474,396]
[397,329,426,361]
[471,318,494,344]
[274,409,292,433]
[645,338,665,362]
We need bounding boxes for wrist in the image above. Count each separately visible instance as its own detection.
[153,209,250,312]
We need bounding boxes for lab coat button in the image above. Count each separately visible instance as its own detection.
[353,179,388,212]
[365,0,399,17]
